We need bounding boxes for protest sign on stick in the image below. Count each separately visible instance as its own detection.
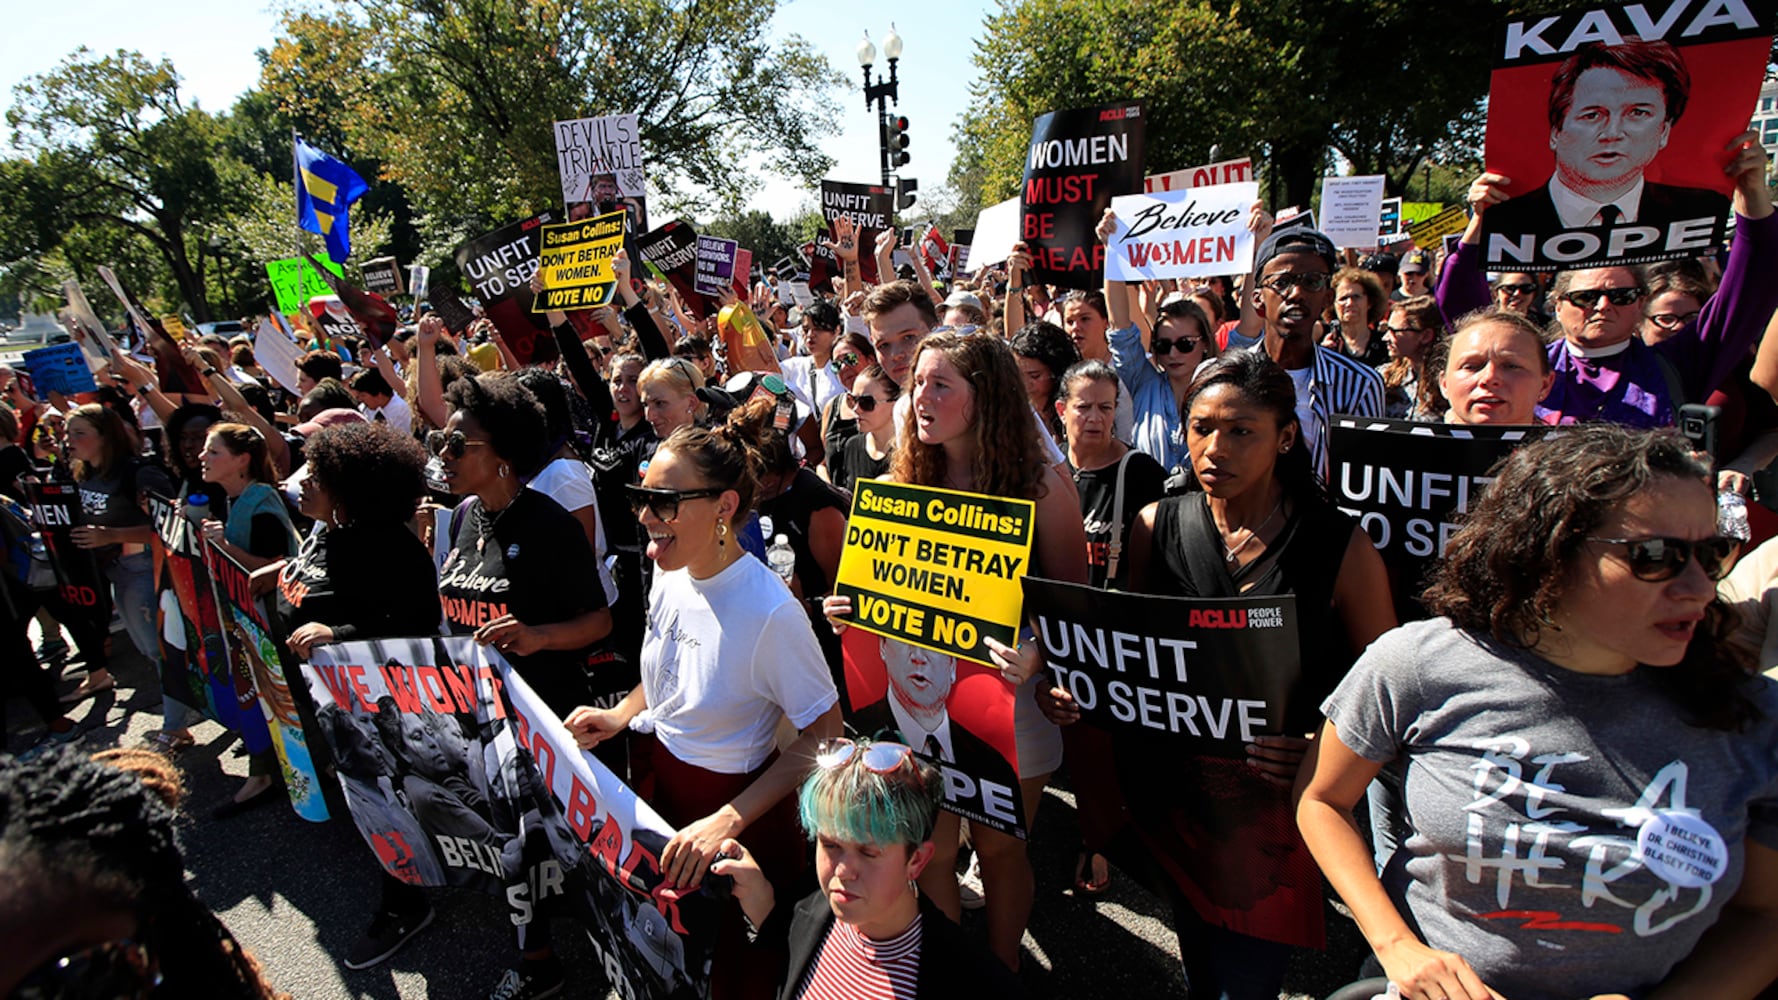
[553,114,648,231]
[532,211,627,312]
[454,212,559,364]
[635,220,711,320]
[1144,156,1253,195]
[1319,175,1389,249]
[1104,182,1259,282]
[1022,579,1323,950]
[266,256,344,316]
[305,638,717,998]
[1020,101,1146,289]
[833,479,1035,663]
[1478,0,1774,270]
[693,235,740,297]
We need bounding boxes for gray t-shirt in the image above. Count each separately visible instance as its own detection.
[1324,617,1778,1000]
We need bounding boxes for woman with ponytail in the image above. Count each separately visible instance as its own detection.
[567,393,842,1000]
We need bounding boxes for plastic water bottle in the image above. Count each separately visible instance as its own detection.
[185,493,211,525]
[766,534,796,584]
[1718,490,1751,543]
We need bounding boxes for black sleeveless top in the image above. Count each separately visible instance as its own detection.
[1149,492,1358,734]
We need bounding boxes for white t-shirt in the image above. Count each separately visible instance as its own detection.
[780,354,844,415]
[528,456,618,605]
[363,392,413,435]
[632,555,838,773]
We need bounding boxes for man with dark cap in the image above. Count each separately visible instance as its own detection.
[1399,249,1433,298]
[1252,229,1385,478]
[1359,251,1401,301]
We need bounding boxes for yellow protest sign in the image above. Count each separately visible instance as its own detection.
[1407,204,1470,247]
[834,479,1035,662]
[532,209,626,312]
[160,314,188,338]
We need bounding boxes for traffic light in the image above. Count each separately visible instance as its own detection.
[897,178,918,212]
[886,115,911,168]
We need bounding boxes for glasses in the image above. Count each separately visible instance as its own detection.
[1259,272,1333,294]
[1585,535,1739,582]
[624,484,723,522]
[426,430,491,459]
[1495,282,1537,296]
[815,737,914,772]
[830,351,862,372]
[1560,287,1644,310]
[1381,324,1427,336]
[931,324,980,337]
[1151,336,1201,355]
[12,937,161,1000]
[1647,311,1699,332]
[845,391,893,413]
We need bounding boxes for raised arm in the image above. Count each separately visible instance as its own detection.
[415,315,451,430]
[1233,201,1274,340]
[184,347,290,474]
[1438,174,1505,325]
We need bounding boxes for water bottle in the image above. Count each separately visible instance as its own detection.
[1718,490,1751,543]
[185,492,211,525]
[766,534,796,584]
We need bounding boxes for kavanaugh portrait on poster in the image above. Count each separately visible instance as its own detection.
[1479,0,1776,270]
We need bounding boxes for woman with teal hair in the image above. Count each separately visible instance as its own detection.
[712,738,1024,999]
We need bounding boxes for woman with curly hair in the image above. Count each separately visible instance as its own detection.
[0,748,287,999]
[1323,267,1391,366]
[435,373,613,997]
[827,332,1088,971]
[1299,426,1778,1000]
[1008,321,1079,447]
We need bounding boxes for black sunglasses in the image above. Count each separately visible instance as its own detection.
[625,484,723,522]
[1151,336,1202,355]
[830,351,862,372]
[12,936,161,1000]
[1495,282,1537,296]
[426,429,492,459]
[1380,324,1427,336]
[1586,535,1739,582]
[845,391,896,413]
[1561,287,1644,309]
[1260,272,1333,294]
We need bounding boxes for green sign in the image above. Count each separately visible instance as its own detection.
[266,255,344,315]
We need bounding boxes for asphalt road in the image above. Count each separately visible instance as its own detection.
[6,634,1370,1000]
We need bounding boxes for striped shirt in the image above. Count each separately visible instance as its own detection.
[1247,342,1385,481]
[795,913,922,1000]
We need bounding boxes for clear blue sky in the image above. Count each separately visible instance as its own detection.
[0,0,997,222]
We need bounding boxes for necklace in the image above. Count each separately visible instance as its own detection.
[473,492,519,554]
[1216,496,1285,565]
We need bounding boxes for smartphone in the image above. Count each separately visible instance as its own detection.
[1678,403,1720,461]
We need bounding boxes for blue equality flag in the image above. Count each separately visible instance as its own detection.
[294,136,370,261]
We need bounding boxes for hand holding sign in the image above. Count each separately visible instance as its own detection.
[1726,128,1773,219]
[1375,939,1503,1000]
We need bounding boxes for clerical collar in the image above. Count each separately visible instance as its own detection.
[1565,339,1632,360]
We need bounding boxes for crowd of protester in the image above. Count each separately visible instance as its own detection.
[4,135,1778,1000]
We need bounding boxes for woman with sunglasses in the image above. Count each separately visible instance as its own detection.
[1439,137,1776,428]
[818,332,877,460]
[1299,426,1778,1000]
[826,364,899,495]
[826,332,1090,971]
[567,396,842,999]
[1490,272,1544,321]
[710,738,1024,998]
[1378,295,1444,420]
[1101,260,1218,475]
[435,373,614,997]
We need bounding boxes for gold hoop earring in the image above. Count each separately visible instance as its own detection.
[718,520,728,548]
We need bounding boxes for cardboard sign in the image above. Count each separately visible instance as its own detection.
[266,255,346,316]
[1105,182,1260,281]
[360,256,404,297]
[253,316,306,394]
[60,279,121,371]
[969,195,1022,269]
[1020,101,1146,289]
[1144,156,1254,195]
[21,343,97,397]
[454,212,559,364]
[1408,204,1472,247]
[693,235,739,297]
[833,479,1035,663]
[1478,0,1773,269]
[533,210,627,312]
[553,114,648,232]
[1319,175,1389,249]
[1401,201,1446,225]
[841,629,1025,838]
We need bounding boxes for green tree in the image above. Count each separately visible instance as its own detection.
[952,0,1500,211]
[260,0,846,256]
[4,49,256,322]
[701,209,801,274]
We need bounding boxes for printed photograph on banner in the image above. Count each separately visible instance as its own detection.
[1020,101,1146,289]
[1479,0,1774,270]
[820,180,895,283]
[201,540,275,759]
[554,114,648,232]
[146,492,231,727]
[1329,417,1558,620]
[832,479,1036,663]
[1144,156,1254,195]
[453,212,559,364]
[1318,175,1389,250]
[1020,579,1325,950]
[533,210,627,313]
[1104,181,1259,282]
[840,629,1025,838]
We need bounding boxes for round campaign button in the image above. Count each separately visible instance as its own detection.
[1634,810,1728,889]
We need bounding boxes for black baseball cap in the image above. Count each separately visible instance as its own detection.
[1254,229,1339,277]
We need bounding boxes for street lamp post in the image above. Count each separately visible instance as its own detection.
[858,27,913,207]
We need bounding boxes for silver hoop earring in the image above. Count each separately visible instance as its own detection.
[498,464,510,479]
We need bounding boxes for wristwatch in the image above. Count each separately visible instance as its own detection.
[202,368,219,377]
[135,385,150,397]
